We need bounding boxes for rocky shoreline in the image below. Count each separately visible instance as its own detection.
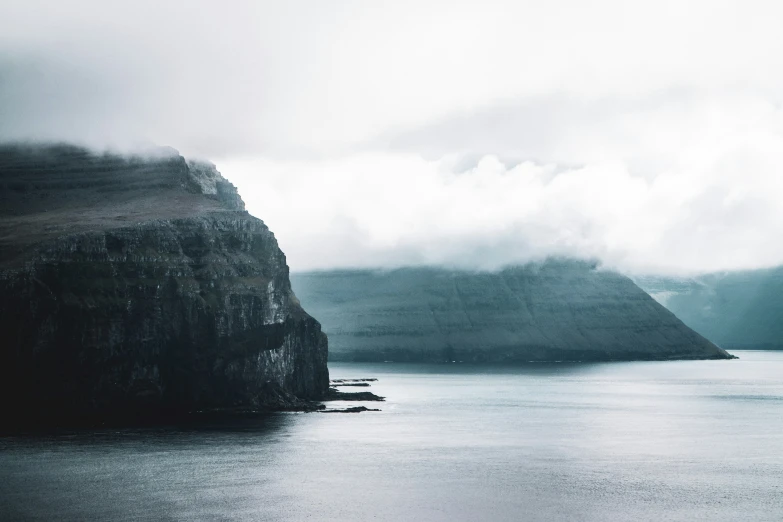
[197,377,385,414]
[316,378,385,413]
[1,376,385,432]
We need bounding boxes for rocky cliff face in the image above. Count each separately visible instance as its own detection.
[636,268,783,350]
[291,261,734,362]
[0,144,328,422]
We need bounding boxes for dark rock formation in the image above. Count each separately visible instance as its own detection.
[319,406,381,413]
[324,389,385,401]
[0,143,329,423]
[291,262,734,362]
[635,268,783,350]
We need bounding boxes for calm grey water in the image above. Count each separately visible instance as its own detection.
[2,351,782,521]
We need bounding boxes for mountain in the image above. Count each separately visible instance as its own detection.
[0,143,328,424]
[635,267,783,350]
[290,261,733,362]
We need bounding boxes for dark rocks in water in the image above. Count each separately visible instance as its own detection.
[323,377,383,410]
[319,406,381,413]
[0,143,329,424]
[274,403,327,413]
[635,268,783,351]
[330,378,376,387]
[247,382,327,412]
[324,389,386,402]
[291,262,735,363]
[194,399,327,415]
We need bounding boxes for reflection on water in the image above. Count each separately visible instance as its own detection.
[2,351,782,521]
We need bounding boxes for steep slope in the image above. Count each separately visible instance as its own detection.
[636,268,783,350]
[0,143,328,423]
[291,261,733,362]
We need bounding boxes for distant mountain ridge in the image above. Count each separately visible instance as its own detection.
[635,267,783,350]
[291,260,733,362]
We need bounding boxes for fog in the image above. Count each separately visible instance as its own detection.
[2,0,782,274]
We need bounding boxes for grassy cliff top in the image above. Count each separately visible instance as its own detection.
[0,143,243,268]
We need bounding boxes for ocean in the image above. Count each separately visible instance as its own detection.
[1,351,781,521]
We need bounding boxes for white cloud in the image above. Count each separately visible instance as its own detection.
[2,0,782,157]
[2,0,783,273]
[219,91,783,274]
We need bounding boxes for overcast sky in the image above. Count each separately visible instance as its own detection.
[2,0,782,274]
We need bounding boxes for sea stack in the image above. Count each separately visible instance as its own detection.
[0,143,329,423]
[291,262,735,362]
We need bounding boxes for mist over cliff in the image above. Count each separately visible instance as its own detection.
[0,143,329,423]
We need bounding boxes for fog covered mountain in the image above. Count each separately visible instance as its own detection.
[292,260,732,362]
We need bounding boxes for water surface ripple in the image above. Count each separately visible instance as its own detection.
[2,351,781,521]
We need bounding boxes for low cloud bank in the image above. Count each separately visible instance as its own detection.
[220,122,783,275]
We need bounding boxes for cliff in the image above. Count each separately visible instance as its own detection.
[291,262,734,362]
[0,143,328,423]
[636,268,783,350]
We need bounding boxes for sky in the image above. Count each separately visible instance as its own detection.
[1,0,782,274]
